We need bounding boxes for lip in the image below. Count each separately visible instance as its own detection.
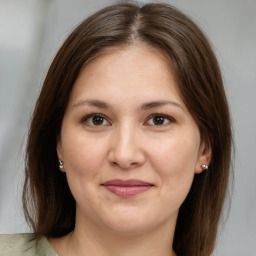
[101,179,153,197]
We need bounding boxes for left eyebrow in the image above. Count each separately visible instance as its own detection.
[72,99,111,109]
[141,100,184,111]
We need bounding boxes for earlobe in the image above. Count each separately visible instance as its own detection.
[57,140,65,172]
[195,139,212,174]
[56,140,63,160]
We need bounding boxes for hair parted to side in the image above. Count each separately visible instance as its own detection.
[23,2,232,256]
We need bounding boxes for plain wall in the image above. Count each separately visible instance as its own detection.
[0,1,255,255]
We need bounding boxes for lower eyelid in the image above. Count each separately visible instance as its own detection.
[80,113,174,126]
[146,115,174,125]
[81,114,110,126]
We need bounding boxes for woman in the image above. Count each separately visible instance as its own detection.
[0,2,232,256]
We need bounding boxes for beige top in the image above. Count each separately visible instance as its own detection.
[0,233,57,256]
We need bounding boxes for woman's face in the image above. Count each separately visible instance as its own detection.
[57,45,210,235]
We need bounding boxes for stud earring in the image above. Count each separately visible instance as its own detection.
[201,164,208,170]
[59,160,64,169]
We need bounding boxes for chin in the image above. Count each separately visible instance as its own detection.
[100,206,171,236]
[107,221,153,236]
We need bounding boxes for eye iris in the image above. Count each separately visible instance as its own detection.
[153,116,164,125]
[93,116,104,125]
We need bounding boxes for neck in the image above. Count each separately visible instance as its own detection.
[65,216,177,256]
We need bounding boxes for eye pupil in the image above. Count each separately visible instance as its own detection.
[153,116,164,125]
[93,116,104,125]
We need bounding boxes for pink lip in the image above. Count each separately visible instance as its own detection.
[101,179,153,197]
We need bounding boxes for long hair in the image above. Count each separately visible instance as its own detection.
[23,2,232,256]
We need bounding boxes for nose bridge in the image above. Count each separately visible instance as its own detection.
[117,122,136,152]
[109,121,144,168]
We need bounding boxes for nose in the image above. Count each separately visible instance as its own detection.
[108,124,146,169]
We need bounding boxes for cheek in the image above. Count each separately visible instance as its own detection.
[61,135,108,207]
[61,133,109,181]
[149,136,199,193]
[151,135,198,167]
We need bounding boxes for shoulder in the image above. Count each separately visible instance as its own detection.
[0,233,57,256]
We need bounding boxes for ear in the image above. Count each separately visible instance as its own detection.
[195,139,212,174]
[57,139,65,172]
[56,139,63,159]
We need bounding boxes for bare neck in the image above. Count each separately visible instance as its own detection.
[49,220,177,256]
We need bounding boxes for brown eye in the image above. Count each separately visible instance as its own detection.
[153,116,165,125]
[92,115,104,125]
[147,114,173,126]
[83,114,110,126]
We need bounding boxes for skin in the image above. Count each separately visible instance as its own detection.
[52,44,211,256]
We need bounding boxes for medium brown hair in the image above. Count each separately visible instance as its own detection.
[23,2,232,256]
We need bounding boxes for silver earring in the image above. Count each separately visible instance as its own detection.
[201,164,208,170]
[59,160,64,169]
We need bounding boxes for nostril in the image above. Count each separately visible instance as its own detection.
[111,161,118,166]
[110,160,140,169]
[107,143,146,169]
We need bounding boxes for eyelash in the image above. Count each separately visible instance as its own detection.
[81,113,110,126]
[81,113,175,127]
[146,113,175,126]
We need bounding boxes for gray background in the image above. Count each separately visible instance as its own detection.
[0,0,255,255]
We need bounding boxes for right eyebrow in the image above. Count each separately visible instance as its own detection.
[141,100,184,112]
[72,99,111,109]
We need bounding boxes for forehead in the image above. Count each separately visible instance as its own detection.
[81,44,174,76]
[68,44,182,106]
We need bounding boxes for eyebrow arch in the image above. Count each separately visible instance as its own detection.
[72,99,184,111]
[141,100,184,111]
[72,99,110,109]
